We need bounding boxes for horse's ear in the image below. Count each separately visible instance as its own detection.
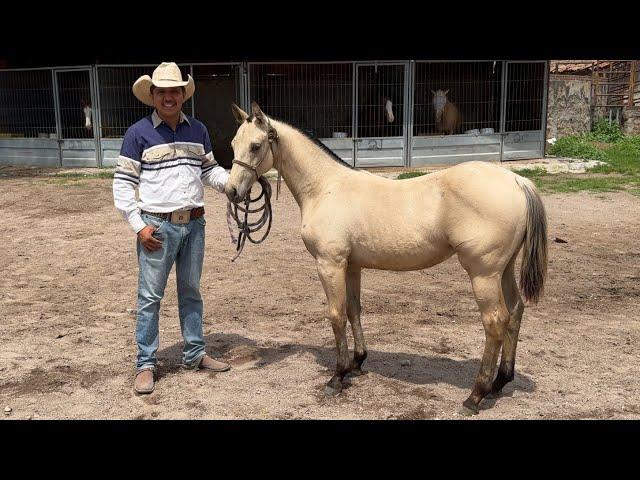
[444,89,449,95]
[231,103,248,124]
[268,126,278,143]
[251,101,265,123]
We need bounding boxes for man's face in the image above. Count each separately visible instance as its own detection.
[152,87,185,118]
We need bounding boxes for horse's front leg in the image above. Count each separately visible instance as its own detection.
[316,255,349,396]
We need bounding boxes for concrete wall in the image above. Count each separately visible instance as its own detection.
[546,74,592,140]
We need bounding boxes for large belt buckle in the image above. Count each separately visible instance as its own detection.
[171,209,190,224]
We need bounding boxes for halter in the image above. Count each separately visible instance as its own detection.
[231,125,282,199]
[229,125,281,261]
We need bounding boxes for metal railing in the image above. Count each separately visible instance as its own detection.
[0,69,56,138]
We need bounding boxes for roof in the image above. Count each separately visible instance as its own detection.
[549,60,627,74]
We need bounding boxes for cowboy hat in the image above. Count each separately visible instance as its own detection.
[132,62,195,107]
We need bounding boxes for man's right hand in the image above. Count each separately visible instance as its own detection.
[137,225,163,251]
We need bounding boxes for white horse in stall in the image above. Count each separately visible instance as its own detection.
[81,100,92,131]
[383,96,394,123]
[432,89,461,135]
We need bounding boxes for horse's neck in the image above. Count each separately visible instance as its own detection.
[271,120,344,210]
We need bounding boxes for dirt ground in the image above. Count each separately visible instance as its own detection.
[0,165,639,420]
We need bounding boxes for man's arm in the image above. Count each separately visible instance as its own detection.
[201,155,230,193]
[200,128,229,193]
[112,128,146,233]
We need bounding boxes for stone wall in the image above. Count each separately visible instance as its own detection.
[622,107,640,135]
[546,74,592,140]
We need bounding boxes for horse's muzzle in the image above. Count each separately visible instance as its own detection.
[225,186,240,203]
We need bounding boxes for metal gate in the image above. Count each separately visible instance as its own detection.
[501,61,548,160]
[94,63,244,168]
[409,61,504,165]
[355,62,409,167]
[95,64,191,167]
[0,68,59,166]
[247,62,355,164]
[191,63,244,168]
[54,67,100,167]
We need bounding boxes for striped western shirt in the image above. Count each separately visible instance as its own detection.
[113,110,229,233]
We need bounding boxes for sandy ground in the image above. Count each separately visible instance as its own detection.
[0,166,639,420]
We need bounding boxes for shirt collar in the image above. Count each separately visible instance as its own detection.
[151,110,191,128]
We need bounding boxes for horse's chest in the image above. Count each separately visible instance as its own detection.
[300,218,347,258]
[300,223,320,256]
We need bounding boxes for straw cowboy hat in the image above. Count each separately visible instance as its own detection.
[132,62,195,107]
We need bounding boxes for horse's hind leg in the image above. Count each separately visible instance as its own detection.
[316,256,350,395]
[491,256,525,395]
[346,266,367,376]
[461,273,510,415]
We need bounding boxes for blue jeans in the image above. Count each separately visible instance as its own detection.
[135,213,207,372]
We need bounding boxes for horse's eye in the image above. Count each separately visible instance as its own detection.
[250,143,261,152]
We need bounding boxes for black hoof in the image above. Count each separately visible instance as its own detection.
[486,387,502,399]
[324,375,343,396]
[458,405,479,417]
[460,399,480,416]
[348,367,365,377]
[491,370,513,395]
[324,384,342,396]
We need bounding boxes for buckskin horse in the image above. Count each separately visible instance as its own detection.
[225,102,547,415]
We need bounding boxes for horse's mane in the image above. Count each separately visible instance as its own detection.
[299,127,357,171]
[249,114,357,171]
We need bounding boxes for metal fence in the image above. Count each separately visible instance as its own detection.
[0,69,56,138]
[190,64,242,168]
[356,64,405,138]
[414,61,502,136]
[0,60,550,167]
[97,65,193,138]
[248,63,353,139]
[56,69,95,139]
[504,62,546,132]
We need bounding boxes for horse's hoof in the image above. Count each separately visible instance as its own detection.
[486,390,501,400]
[349,368,365,377]
[459,399,480,416]
[324,385,342,396]
[458,405,479,417]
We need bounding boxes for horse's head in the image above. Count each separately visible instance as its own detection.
[382,96,395,123]
[431,89,449,122]
[226,101,278,203]
[81,99,92,130]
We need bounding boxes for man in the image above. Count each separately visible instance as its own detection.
[113,62,231,395]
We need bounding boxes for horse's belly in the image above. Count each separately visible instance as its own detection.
[349,237,453,271]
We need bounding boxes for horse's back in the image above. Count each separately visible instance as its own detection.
[439,161,528,215]
[440,161,524,195]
